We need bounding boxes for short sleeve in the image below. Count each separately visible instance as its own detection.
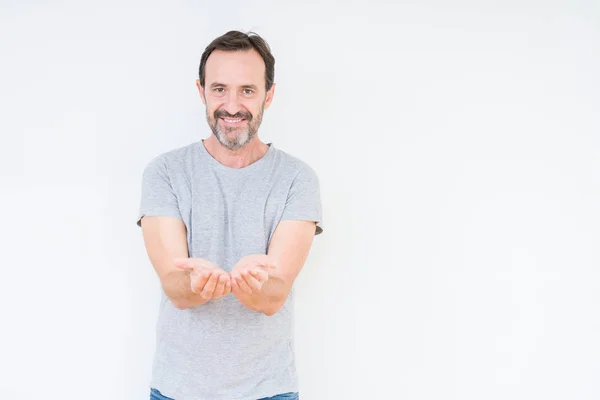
[280,165,323,235]
[136,156,182,227]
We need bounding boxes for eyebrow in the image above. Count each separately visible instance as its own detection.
[209,82,259,90]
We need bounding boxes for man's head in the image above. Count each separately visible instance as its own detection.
[197,31,276,151]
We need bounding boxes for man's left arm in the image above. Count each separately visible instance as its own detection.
[231,219,317,316]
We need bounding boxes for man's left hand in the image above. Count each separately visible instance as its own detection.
[230,254,277,295]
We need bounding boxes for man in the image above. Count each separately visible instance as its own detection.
[137,30,323,400]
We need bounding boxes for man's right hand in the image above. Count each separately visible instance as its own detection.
[174,258,231,300]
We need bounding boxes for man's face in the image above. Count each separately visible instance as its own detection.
[197,49,275,150]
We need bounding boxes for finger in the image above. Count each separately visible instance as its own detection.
[212,273,229,298]
[234,273,253,295]
[230,276,240,294]
[249,267,269,284]
[241,269,263,291]
[223,279,232,296]
[237,255,277,271]
[190,268,211,293]
[200,271,219,299]
[255,255,277,270]
[230,272,242,293]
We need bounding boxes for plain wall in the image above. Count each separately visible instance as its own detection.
[1,0,599,399]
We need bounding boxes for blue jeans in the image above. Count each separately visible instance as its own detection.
[150,388,299,400]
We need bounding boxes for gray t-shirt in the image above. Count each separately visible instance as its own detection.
[136,140,323,400]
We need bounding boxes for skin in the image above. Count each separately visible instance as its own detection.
[141,47,316,315]
[197,49,275,166]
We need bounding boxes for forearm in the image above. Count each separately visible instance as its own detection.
[235,220,316,315]
[162,270,210,310]
[233,276,289,316]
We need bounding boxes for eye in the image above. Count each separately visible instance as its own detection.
[213,87,225,93]
[242,89,254,95]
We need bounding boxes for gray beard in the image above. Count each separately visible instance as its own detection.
[213,123,255,151]
[207,105,264,151]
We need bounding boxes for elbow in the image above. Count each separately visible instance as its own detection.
[261,298,285,316]
[171,297,190,311]
[262,308,277,317]
[175,303,189,311]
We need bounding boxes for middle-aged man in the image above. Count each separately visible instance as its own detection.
[137,30,323,400]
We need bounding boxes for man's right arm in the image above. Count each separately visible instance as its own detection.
[140,215,211,310]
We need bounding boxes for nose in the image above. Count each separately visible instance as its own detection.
[222,91,242,116]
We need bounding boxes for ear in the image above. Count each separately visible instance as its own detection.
[263,83,276,110]
[196,79,206,105]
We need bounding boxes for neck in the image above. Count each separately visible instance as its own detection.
[203,135,269,169]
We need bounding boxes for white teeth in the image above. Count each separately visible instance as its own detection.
[223,118,242,123]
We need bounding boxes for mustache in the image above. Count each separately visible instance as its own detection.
[214,109,252,120]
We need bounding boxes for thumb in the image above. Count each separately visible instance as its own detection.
[173,257,195,270]
[259,255,277,270]
[175,257,217,270]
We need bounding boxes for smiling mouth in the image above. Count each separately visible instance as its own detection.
[220,117,246,124]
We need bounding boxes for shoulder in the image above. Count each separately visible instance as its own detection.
[143,141,201,173]
[154,141,200,165]
[271,146,319,181]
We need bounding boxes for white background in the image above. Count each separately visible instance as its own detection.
[1,1,599,399]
